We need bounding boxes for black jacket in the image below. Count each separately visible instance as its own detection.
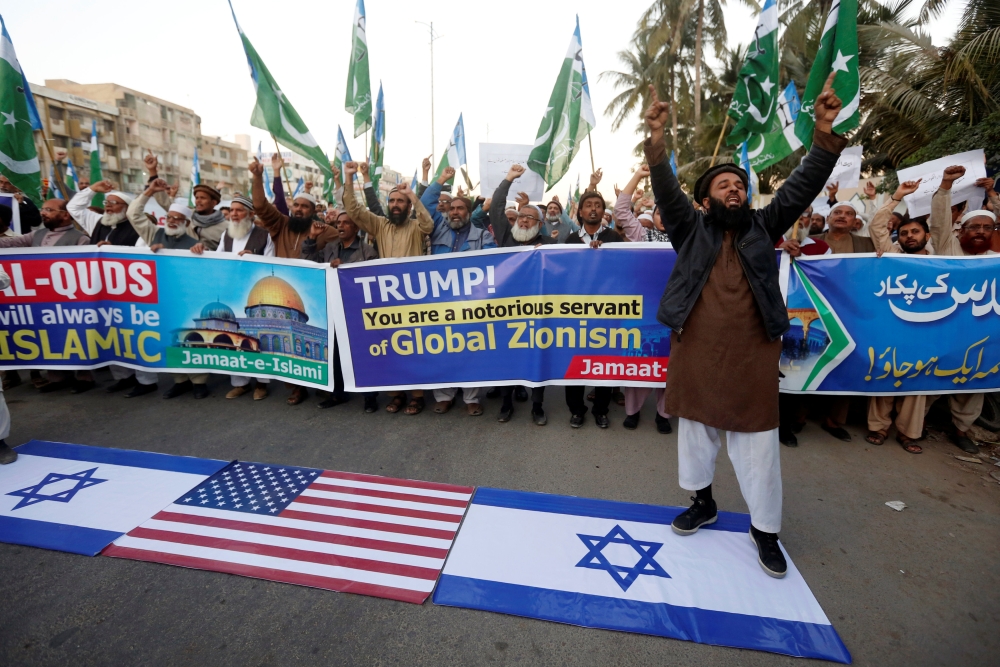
[565,226,622,245]
[646,131,846,340]
[489,180,556,247]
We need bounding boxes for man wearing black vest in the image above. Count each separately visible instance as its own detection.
[67,181,143,247]
[126,179,198,251]
[190,194,274,401]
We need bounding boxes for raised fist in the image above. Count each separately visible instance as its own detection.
[506,164,525,181]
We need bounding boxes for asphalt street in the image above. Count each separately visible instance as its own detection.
[0,371,998,666]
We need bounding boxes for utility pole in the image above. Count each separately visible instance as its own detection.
[415,21,441,166]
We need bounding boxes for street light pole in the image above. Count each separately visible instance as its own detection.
[415,21,441,167]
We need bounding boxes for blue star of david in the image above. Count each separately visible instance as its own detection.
[576,524,670,591]
[7,467,108,510]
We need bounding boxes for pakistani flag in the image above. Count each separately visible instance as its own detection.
[64,157,79,192]
[528,16,596,188]
[794,0,860,147]
[88,120,104,207]
[737,81,803,171]
[369,83,385,191]
[345,0,372,138]
[0,14,42,199]
[187,147,201,208]
[726,0,780,146]
[228,0,332,180]
[435,114,467,185]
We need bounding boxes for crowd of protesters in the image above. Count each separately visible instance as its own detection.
[0,144,997,465]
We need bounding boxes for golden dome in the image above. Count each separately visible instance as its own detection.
[246,276,306,314]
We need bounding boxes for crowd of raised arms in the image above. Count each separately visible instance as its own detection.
[1,128,997,458]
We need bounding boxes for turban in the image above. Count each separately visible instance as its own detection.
[107,190,135,205]
[231,194,254,211]
[168,203,192,219]
[960,209,997,225]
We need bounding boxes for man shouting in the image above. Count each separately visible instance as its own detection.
[644,74,846,578]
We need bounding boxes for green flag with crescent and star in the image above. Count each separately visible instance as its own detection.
[345,0,372,139]
[726,0,780,146]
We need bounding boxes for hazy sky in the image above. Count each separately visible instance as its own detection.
[8,0,964,200]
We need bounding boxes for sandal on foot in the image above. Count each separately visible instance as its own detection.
[897,435,923,454]
[404,397,425,415]
[865,431,886,446]
[467,403,483,416]
[433,400,454,414]
[385,396,405,413]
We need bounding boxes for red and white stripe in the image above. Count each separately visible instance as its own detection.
[103,470,474,603]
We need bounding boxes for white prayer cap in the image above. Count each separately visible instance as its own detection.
[960,209,997,225]
[168,203,192,219]
[830,200,864,217]
[107,190,134,205]
[294,192,317,205]
[638,212,654,223]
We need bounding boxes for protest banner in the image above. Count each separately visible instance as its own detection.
[331,245,676,392]
[780,253,1000,395]
[895,149,986,218]
[0,193,22,234]
[0,247,334,389]
[825,145,863,189]
[479,144,546,202]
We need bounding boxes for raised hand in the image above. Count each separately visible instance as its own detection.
[308,220,326,240]
[90,180,114,193]
[343,161,359,178]
[940,165,966,189]
[144,150,159,175]
[506,164,525,182]
[864,181,877,199]
[637,164,650,178]
[271,152,284,172]
[147,178,169,194]
[893,179,921,200]
[515,191,529,207]
[438,166,456,184]
[589,168,603,189]
[975,176,996,196]
[643,85,670,136]
[167,184,179,198]
[304,181,314,193]
[456,185,466,199]
[331,164,342,185]
[826,181,839,200]
[813,72,843,134]
[395,181,414,199]
[249,158,264,179]
[421,156,431,178]
[482,197,492,212]
[358,162,370,178]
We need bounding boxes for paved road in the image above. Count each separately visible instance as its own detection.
[1,373,998,666]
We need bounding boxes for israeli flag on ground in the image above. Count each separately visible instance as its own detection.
[434,489,850,663]
[0,441,227,556]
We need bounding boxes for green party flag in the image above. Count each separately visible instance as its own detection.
[736,81,804,171]
[794,0,860,148]
[0,15,42,200]
[345,0,372,139]
[527,16,596,188]
[726,0,780,146]
[88,119,104,206]
[228,1,331,179]
[369,83,385,191]
[434,114,466,185]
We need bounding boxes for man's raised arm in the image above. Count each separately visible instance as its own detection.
[250,158,287,236]
[642,86,695,248]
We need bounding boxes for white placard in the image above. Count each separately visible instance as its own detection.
[895,149,986,218]
[479,143,545,202]
[810,196,831,218]
[143,197,169,227]
[825,145,863,189]
[0,193,22,234]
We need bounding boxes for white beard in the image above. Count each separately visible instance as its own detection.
[511,224,539,243]
[163,223,188,237]
[227,217,253,240]
[100,211,126,227]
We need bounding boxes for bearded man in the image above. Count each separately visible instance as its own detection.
[644,74,846,578]
[126,179,198,251]
[342,161,435,415]
[542,198,579,242]
[68,181,142,247]
[251,158,338,259]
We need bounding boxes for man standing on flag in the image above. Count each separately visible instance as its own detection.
[643,74,847,578]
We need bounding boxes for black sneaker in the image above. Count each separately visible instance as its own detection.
[364,396,378,413]
[623,413,640,430]
[163,380,193,399]
[655,415,673,434]
[750,527,787,578]
[570,414,585,428]
[0,440,16,465]
[532,408,547,426]
[594,414,610,429]
[106,376,137,393]
[124,383,157,398]
[497,401,513,423]
[671,497,718,535]
[192,384,211,399]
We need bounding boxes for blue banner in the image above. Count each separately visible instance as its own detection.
[781,253,1000,395]
[0,248,334,389]
[332,246,676,391]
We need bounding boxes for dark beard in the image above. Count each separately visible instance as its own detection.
[288,216,312,234]
[43,219,65,231]
[388,208,408,225]
[901,239,928,254]
[706,197,752,231]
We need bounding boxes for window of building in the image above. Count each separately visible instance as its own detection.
[69,111,84,123]
[123,93,136,109]
[220,150,228,159]
[169,130,176,144]
[104,145,118,157]
[160,105,167,120]
[49,107,65,122]
[103,119,115,133]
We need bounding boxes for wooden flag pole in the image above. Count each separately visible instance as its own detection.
[271,135,293,197]
[709,115,730,168]
[587,134,596,174]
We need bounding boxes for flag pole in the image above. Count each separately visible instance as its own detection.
[271,135,293,196]
[587,135,596,174]
[709,115,730,168]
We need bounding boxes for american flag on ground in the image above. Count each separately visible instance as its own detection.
[103,461,473,603]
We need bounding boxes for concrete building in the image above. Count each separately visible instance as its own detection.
[43,80,201,195]
[259,151,329,201]
[199,135,249,197]
[30,83,122,193]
